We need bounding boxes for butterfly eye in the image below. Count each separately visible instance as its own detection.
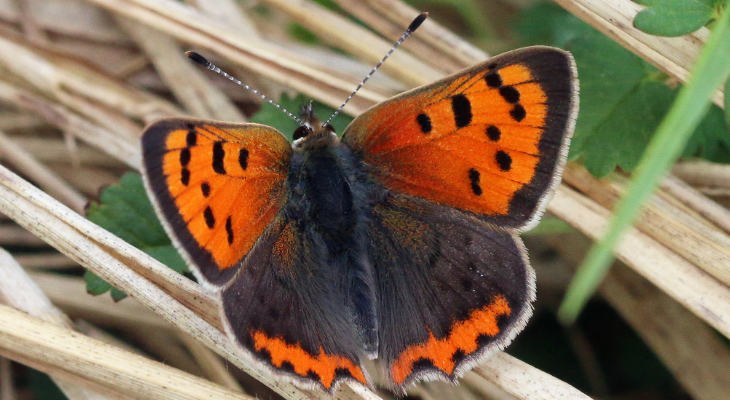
[293,126,311,141]
[322,123,335,133]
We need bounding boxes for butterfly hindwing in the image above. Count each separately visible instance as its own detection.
[343,46,578,231]
[221,215,370,392]
[142,118,291,287]
[365,192,534,389]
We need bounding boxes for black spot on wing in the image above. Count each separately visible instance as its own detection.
[181,169,190,186]
[204,206,215,228]
[201,182,210,197]
[486,125,501,141]
[280,361,295,373]
[213,142,226,174]
[468,168,482,196]
[416,113,432,134]
[499,86,520,104]
[496,151,512,171]
[226,216,234,245]
[451,94,472,128]
[485,71,502,88]
[239,148,249,170]
[179,148,191,167]
[186,126,197,146]
[510,104,526,122]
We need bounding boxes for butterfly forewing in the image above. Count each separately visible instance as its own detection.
[142,118,291,287]
[343,46,577,231]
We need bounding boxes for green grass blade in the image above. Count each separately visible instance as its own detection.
[558,7,730,325]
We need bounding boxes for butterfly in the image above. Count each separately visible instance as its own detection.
[141,36,578,393]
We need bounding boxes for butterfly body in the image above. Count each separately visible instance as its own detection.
[141,46,579,393]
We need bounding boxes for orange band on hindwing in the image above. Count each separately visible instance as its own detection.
[389,295,512,385]
[251,330,367,390]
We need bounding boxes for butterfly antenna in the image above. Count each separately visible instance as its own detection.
[186,52,304,126]
[324,12,428,127]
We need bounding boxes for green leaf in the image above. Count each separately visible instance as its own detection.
[580,81,676,177]
[250,93,354,141]
[288,22,320,45]
[565,31,650,160]
[512,3,594,48]
[633,0,715,37]
[83,270,112,295]
[111,287,128,302]
[559,4,730,324]
[85,172,187,298]
[684,104,730,159]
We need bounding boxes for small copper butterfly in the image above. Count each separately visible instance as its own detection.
[140,13,578,394]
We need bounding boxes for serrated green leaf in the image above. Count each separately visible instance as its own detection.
[250,93,353,141]
[566,32,649,158]
[581,81,676,177]
[85,172,187,298]
[633,0,715,37]
[84,270,112,295]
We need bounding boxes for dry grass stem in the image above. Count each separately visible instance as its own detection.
[603,265,730,400]
[259,0,442,88]
[0,129,87,213]
[474,353,590,400]
[85,0,385,114]
[5,137,125,168]
[661,174,730,235]
[0,111,48,130]
[177,332,246,393]
[0,304,256,400]
[460,372,519,400]
[0,248,122,400]
[117,16,247,122]
[0,80,142,169]
[563,164,730,289]
[550,185,730,339]
[552,0,725,107]
[545,234,730,400]
[15,252,77,269]
[0,35,182,124]
[673,159,730,188]
[29,272,170,331]
[359,0,489,67]
[331,0,465,74]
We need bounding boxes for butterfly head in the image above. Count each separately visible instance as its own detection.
[292,102,337,149]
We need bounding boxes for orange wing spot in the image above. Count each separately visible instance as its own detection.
[513,82,547,105]
[499,64,535,86]
[164,129,189,150]
[390,295,512,385]
[436,136,539,184]
[252,331,367,390]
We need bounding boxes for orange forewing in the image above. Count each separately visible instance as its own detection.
[343,47,575,229]
[142,119,291,286]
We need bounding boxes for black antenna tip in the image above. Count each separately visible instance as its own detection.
[408,12,428,32]
[186,51,211,68]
